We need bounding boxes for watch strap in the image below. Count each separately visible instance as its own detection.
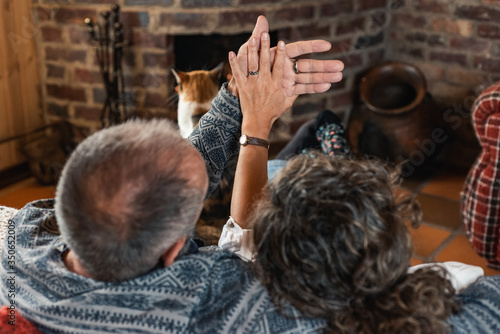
[240,135,270,149]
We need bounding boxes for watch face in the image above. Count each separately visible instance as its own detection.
[239,134,248,145]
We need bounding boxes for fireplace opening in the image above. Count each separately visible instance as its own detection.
[174,31,278,84]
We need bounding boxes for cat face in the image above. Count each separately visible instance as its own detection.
[172,63,224,138]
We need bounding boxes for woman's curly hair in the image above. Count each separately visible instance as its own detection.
[252,154,460,334]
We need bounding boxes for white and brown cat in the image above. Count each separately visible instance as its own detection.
[172,63,224,138]
[171,62,235,245]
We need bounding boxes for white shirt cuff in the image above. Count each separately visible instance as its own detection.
[408,261,484,293]
[218,217,255,261]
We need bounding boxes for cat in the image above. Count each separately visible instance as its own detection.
[172,63,224,138]
[172,62,235,245]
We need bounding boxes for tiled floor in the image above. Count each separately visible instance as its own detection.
[404,167,500,276]
[1,166,500,276]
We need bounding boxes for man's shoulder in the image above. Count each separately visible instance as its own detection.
[173,249,250,280]
[4,199,59,250]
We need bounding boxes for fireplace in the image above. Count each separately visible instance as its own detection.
[33,0,498,168]
[33,0,384,142]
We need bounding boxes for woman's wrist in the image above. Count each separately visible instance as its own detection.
[241,121,272,140]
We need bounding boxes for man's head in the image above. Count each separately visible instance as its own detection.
[55,119,208,281]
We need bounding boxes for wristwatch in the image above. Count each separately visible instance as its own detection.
[239,134,270,149]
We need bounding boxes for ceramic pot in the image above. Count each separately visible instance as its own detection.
[347,61,441,172]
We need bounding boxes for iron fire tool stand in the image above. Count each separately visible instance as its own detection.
[85,5,130,128]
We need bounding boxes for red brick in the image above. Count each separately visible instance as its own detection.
[121,11,150,28]
[430,82,473,104]
[74,0,116,3]
[239,0,273,3]
[413,62,445,82]
[47,84,86,102]
[54,8,97,25]
[124,52,138,68]
[68,26,92,45]
[181,0,231,8]
[405,32,447,46]
[320,0,354,17]
[430,18,472,36]
[449,36,489,53]
[144,92,167,108]
[338,52,363,69]
[430,52,467,67]
[160,13,208,28]
[124,73,166,88]
[74,68,102,84]
[447,68,486,87]
[46,64,65,79]
[358,0,386,11]
[393,13,427,28]
[124,0,173,5]
[272,6,315,21]
[41,26,63,42]
[336,18,365,35]
[368,48,385,65]
[74,105,102,122]
[394,46,425,60]
[143,52,168,69]
[218,10,264,28]
[370,11,387,29]
[132,30,168,49]
[478,24,500,39]
[329,38,352,54]
[389,0,405,11]
[45,46,87,63]
[47,103,69,118]
[474,56,500,73]
[281,24,331,40]
[405,32,427,43]
[455,5,500,22]
[413,0,450,14]
[355,31,384,49]
[427,35,446,47]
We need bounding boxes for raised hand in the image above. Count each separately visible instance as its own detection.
[229,15,344,97]
[228,33,293,138]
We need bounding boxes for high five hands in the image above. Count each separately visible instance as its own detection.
[228,15,344,98]
[229,33,293,137]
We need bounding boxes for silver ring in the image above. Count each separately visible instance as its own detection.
[249,70,259,76]
[292,59,300,74]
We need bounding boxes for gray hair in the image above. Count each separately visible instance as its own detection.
[55,119,206,281]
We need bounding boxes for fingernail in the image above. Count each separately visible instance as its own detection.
[249,37,257,46]
[229,51,235,59]
[278,41,285,49]
[262,32,269,40]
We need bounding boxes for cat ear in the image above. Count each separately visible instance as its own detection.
[209,62,224,82]
[171,68,187,84]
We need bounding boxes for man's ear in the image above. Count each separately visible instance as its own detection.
[161,236,188,267]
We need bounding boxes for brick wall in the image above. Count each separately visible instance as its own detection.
[32,0,390,139]
[389,0,500,169]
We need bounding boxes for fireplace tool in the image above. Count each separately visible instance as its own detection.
[85,5,130,128]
